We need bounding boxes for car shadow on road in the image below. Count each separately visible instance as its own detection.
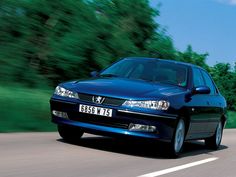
[57,136,228,159]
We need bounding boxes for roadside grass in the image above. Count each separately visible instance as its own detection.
[226,111,236,128]
[0,85,56,132]
[0,85,235,132]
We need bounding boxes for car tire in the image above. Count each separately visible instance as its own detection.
[58,125,84,142]
[169,118,185,158]
[205,121,223,150]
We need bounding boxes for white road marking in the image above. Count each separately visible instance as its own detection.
[138,157,218,177]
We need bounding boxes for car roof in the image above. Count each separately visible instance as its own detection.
[124,57,204,70]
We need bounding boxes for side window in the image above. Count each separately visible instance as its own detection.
[192,68,205,87]
[201,70,215,95]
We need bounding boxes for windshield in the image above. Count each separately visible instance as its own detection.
[100,58,188,87]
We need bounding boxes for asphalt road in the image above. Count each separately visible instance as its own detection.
[0,129,235,177]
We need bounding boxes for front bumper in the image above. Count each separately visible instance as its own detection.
[50,97,178,142]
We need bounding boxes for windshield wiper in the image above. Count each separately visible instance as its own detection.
[99,73,119,78]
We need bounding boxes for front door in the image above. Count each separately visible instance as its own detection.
[186,68,211,139]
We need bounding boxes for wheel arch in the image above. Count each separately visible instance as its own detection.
[177,107,191,137]
[221,113,227,128]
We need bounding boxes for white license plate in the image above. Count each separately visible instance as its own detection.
[79,104,113,117]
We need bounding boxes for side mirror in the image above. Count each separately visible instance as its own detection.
[90,71,99,77]
[192,86,210,95]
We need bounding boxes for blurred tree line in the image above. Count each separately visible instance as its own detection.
[0,0,235,110]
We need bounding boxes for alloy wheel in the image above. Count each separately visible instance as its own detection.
[216,121,223,146]
[174,119,185,153]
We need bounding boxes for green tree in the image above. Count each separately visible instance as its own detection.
[146,31,177,59]
[177,45,209,70]
[211,63,236,110]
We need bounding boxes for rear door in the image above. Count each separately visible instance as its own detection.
[201,70,222,134]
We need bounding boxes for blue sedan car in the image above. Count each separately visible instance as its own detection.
[50,57,227,156]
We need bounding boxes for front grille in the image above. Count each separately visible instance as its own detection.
[78,93,125,106]
[68,112,129,129]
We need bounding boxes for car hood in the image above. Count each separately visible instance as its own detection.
[62,78,186,100]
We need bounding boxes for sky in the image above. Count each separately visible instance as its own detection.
[150,0,236,67]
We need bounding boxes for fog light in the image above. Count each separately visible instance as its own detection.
[52,110,68,119]
[128,123,156,132]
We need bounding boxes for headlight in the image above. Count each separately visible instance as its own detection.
[122,100,170,110]
[54,86,78,99]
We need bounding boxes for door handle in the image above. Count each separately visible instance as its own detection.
[206,101,210,105]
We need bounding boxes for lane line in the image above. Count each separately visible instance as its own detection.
[137,157,218,177]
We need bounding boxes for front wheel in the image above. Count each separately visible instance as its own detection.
[205,121,223,150]
[169,119,185,157]
[58,125,84,142]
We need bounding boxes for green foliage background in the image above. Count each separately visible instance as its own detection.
[0,0,235,132]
